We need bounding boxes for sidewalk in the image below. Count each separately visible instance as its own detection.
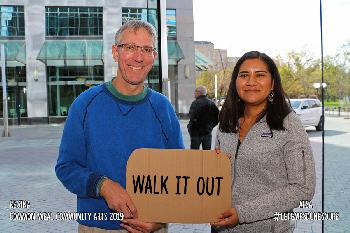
[0,117,348,232]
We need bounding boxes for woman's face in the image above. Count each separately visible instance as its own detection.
[236,58,274,107]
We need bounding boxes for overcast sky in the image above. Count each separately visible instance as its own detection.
[193,0,350,58]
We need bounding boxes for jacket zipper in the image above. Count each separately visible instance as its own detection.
[302,150,306,185]
[232,139,240,186]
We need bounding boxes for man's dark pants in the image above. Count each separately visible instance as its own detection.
[190,133,212,150]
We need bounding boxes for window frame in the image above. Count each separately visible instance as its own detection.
[0,5,25,38]
[45,6,103,38]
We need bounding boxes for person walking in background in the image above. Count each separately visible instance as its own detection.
[187,86,219,150]
[211,51,315,232]
[55,20,184,233]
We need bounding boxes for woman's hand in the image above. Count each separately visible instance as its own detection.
[211,208,239,227]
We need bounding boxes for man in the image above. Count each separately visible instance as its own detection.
[187,86,219,150]
[55,20,184,233]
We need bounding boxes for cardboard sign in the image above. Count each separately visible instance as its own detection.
[126,148,231,223]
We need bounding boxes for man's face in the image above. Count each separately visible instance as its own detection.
[112,28,157,87]
[194,90,200,98]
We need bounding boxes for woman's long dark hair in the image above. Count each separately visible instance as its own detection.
[219,51,291,133]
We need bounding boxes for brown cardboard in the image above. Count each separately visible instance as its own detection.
[126,148,231,223]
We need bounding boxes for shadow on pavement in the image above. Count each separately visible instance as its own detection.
[306,129,348,138]
[324,130,348,137]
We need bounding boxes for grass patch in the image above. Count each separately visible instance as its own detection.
[324,101,339,107]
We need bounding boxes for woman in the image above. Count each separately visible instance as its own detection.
[211,51,316,232]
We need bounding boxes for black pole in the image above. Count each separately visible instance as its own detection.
[146,0,151,86]
[156,0,163,93]
[320,0,325,232]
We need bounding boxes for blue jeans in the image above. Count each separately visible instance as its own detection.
[190,133,212,150]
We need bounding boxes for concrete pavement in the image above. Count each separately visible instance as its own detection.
[0,117,349,232]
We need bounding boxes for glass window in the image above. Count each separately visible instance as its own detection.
[46,7,103,37]
[122,8,176,39]
[166,9,176,39]
[290,100,301,109]
[314,99,321,107]
[46,66,104,116]
[0,66,27,118]
[146,66,160,91]
[309,100,317,108]
[122,8,144,24]
[0,86,27,118]
[0,5,25,37]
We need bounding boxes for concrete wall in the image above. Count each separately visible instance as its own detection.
[168,0,195,115]
[24,1,47,118]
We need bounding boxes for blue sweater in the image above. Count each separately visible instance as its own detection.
[55,84,184,230]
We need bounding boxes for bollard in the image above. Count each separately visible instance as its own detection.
[338,106,341,117]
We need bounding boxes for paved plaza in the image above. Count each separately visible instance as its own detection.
[0,116,349,233]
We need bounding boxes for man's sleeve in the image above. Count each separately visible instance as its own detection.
[55,98,104,198]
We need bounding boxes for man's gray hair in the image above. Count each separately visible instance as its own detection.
[115,20,158,47]
[196,86,207,96]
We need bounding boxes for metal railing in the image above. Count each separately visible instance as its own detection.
[325,106,350,118]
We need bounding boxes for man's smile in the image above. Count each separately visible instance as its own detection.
[128,65,143,70]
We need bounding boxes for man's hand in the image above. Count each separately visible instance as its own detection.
[99,178,137,219]
[121,219,165,233]
[210,208,239,227]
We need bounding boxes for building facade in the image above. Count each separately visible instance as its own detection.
[194,41,238,72]
[0,0,195,124]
